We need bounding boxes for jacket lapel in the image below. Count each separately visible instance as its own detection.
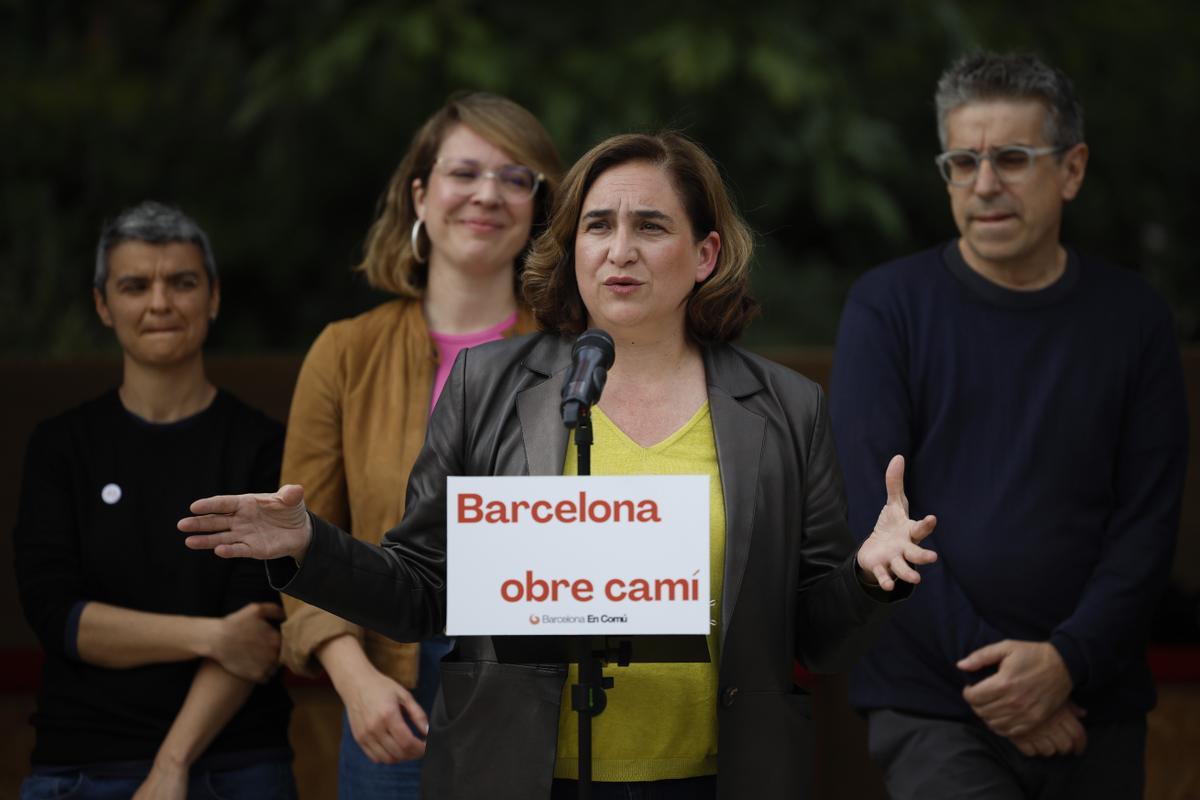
[516,335,572,476]
[704,347,765,653]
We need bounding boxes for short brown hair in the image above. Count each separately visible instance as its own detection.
[356,92,562,297]
[524,132,757,343]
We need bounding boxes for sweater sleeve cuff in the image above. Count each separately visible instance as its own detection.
[280,603,364,677]
[63,600,88,661]
[1049,630,1087,691]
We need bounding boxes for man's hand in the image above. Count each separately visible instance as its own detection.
[208,602,284,683]
[342,666,429,764]
[179,484,313,562]
[856,455,938,591]
[959,639,1073,736]
[1008,703,1087,758]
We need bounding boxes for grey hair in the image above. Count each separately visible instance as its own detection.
[935,52,1084,151]
[94,201,217,293]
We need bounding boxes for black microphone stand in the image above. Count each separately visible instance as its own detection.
[570,408,610,800]
[560,329,618,799]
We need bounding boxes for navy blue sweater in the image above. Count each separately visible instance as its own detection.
[830,242,1187,722]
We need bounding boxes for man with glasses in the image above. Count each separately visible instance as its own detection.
[831,52,1186,798]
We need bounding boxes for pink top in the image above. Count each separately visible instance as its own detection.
[430,311,520,412]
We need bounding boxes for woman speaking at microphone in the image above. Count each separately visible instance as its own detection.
[180,132,937,800]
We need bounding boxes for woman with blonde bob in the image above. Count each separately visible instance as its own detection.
[277,92,560,798]
[182,132,936,799]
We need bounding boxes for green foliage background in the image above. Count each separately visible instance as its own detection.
[3,0,1197,355]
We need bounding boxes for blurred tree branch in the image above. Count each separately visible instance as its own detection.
[2,0,1196,353]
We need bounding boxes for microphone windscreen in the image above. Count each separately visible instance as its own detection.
[572,329,615,368]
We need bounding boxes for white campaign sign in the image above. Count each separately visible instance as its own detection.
[446,475,710,636]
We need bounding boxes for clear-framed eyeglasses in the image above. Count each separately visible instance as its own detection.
[934,145,1067,187]
[432,158,543,201]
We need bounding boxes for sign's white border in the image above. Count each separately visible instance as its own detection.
[446,475,710,636]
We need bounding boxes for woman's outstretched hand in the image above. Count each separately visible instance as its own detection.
[856,455,938,591]
[179,484,313,563]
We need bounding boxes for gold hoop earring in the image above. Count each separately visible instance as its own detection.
[410,219,427,264]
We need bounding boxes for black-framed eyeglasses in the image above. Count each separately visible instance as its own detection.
[432,158,543,201]
[934,145,1067,186]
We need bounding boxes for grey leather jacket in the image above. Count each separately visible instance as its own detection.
[272,332,901,799]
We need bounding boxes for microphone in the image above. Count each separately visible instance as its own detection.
[561,329,615,429]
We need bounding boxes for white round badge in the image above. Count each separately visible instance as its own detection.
[101,483,122,505]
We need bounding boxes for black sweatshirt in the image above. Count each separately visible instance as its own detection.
[13,390,292,767]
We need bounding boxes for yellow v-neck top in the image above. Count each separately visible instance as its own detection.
[554,402,726,781]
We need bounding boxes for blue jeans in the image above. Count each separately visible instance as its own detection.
[20,760,296,800]
[337,635,452,800]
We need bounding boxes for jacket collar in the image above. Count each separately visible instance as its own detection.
[702,342,763,400]
[515,334,573,475]
[519,331,573,378]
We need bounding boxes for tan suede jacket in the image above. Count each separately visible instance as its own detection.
[279,298,534,683]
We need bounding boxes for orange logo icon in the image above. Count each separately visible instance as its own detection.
[529,615,540,625]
